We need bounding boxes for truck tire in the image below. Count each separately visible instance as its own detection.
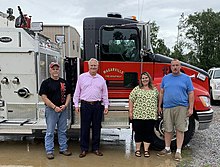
[151,116,195,150]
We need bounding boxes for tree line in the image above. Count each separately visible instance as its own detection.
[151,8,220,71]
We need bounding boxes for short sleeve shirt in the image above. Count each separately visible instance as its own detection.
[129,86,158,120]
[39,77,71,106]
[161,73,194,108]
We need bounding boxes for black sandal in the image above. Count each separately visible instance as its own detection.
[144,151,150,157]
[135,150,141,157]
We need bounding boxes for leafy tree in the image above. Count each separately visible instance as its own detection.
[155,38,171,56]
[171,13,189,62]
[150,21,159,50]
[150,21,170,56]
[171,43,185,61]
[185,8,220,70]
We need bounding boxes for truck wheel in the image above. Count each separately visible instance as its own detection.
[151,116,195,150]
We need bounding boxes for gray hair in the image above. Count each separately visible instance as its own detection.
[88,58,99,65]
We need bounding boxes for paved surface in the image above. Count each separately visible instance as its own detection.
[4,104,218,167]
[0,129,178,167]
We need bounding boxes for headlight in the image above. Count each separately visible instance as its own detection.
[0,100,5,107]
[215,82,220,90]
[199,96,210,107]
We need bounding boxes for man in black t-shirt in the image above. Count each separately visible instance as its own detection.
[39,62,72,160]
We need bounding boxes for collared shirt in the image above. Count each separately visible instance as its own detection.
[73,72,109,108]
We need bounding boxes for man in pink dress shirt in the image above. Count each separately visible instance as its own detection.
[73,58,109,158]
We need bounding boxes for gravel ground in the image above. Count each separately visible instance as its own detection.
[181,105,220,167]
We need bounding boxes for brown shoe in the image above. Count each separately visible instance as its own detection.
[46,153,54,160]
[157,149,171,156]
[174,152,182,161]
[59,150,72,156]
[93,150,103,156]
[79,151,87,158]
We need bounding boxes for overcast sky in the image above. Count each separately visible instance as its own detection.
[1,0,219,49]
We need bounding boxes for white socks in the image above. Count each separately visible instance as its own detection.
[165,147,170,151]
[176,148,181,153]
[165,147,181,153]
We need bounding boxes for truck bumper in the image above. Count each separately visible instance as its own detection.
[196,109,214,130]
[0,119,71,134]
[0,119,43,134]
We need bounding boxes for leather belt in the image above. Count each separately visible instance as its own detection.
[81,100,101,105]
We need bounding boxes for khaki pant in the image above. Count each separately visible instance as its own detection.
[163,106,189,132]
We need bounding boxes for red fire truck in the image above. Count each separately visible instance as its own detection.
[0,7,213,150]
[66,13,213,149]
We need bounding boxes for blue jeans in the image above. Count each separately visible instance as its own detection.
[45,106,68,154]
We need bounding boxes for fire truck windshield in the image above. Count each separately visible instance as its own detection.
[100,27,140,62]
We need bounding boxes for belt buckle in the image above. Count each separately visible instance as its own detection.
[89,101,95,105]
